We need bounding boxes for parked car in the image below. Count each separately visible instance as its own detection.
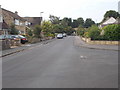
[0,35,11,40]
[63,33,67,37]
[57,34,63,39]
[11,35,28,44]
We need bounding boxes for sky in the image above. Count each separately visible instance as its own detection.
[0,0,119,23]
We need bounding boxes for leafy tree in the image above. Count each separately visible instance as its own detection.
[84,18,95,28]
[104,10,120,19]
[72,19,79,28]
[64,26,75,35]
[77,26,86,37]
[49,15,60,24]
[52,24,64,33]
[33,25,42,38]
[41,21,53,36]
[68,18,72,26]
[10,24,19,35]
[77,17,84,27]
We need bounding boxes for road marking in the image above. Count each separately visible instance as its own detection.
[80,55,87,59]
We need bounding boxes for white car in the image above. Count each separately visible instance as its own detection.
[57,34,63,39]
[63,33,67,37]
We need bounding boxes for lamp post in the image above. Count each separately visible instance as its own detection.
[40,12,44,25]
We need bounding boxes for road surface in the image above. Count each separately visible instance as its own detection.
[2,36,118,88]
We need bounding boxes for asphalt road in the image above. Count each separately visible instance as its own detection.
[2,36,118,88]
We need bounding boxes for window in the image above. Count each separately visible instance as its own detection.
[15,19,19,25]
[0,15,3,22]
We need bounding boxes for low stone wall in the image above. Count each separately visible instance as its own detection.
[0,39,21,50]
[10,39,21,46]
[81,37,119,45]
[0,39,11,50]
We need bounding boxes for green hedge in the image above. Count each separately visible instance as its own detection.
[87,25,101,40]
[103,24,120,41]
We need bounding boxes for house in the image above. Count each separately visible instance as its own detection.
[99,17,120,28]
[1,6,27,34]
[0,5,10,36]
[23,17,42,28]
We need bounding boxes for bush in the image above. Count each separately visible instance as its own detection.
[10,24,19,35]
[28,29,33,36]
[77,27,86,37]
[103,24,120,41]
[33,25,42,38]
[88,25,101,40]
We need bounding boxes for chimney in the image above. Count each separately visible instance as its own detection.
[15,11,18,15]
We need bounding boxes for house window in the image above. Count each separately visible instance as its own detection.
[15,19,19,25]
[0,15,3,22]
[25,21,28,25]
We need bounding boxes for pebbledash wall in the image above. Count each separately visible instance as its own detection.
[81,37,119,45]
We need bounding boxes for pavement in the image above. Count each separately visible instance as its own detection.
[0,36,119,57]
[74,36,119,51]
[0,39,56,57]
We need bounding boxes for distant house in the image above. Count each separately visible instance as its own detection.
[99,17,120,28]
[1,6,27,34]
[23,17,42,28]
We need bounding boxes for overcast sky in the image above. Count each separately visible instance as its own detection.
[1,0,119,23]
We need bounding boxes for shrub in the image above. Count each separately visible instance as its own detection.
[33,25,42,38]
[28,29,33,36]
[77,27,86,37]
[103,24,120,41]
[88,25,101,40]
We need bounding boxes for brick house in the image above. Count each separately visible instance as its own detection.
[1,6,27,34]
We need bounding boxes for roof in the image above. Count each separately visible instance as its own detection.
[2,8,26,22]
[23,17,42,26]
[102,17,116,25]
[0,21,9,30]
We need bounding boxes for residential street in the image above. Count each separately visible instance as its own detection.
[2,36,118,88]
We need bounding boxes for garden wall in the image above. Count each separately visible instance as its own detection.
[81,37,119,45]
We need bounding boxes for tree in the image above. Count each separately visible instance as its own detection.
[10,24,19,35]
[77,17,84,27]
[104,10,120,19]
[33,25,42,38]
[72,19,79,28]
[52,24,64,33]
[84,18,95,28]
[49,15,60,24]
[41,21,53,36]
[77,26,86,36]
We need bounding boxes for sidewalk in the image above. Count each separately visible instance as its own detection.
[74,36,119,51]
[1,38,56,57]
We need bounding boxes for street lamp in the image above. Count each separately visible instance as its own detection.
[40,12,44,25]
